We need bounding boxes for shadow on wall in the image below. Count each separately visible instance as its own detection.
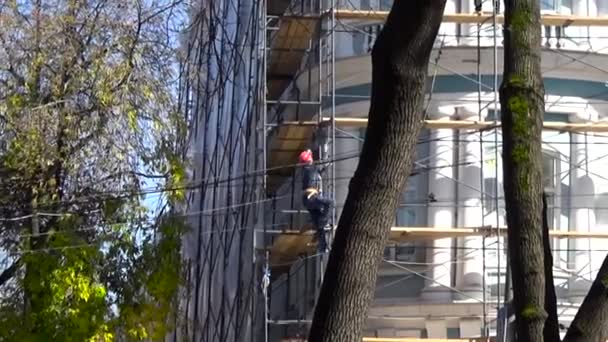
[595,192,608,225]
[459,165,482,201]
[374,274,426,299]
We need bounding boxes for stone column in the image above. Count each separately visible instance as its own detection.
[572,0,598,49]
[421,109,456,301]
[455,106,485,301]
[591,125,608,285]
[459,318,483,338]
[596,1,608,56]
[334,0,358,58]
[425,319,448,339]
[568,111,597,302]
[439,0,458,47]
[460,0,495,46]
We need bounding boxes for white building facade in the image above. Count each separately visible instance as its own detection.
[268,0,608,339]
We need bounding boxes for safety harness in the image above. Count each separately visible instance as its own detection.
[304,187,319,199]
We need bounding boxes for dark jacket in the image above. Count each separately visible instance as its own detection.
[301,164,324,190]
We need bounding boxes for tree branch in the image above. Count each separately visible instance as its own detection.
[110,1,144,93]
[0,259,21,287]
[563,255,608,341]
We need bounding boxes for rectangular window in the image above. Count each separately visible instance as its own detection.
[482,143,503,215]
[542,151,561,263]
[362,0,392,10]
[543,152,557,189]
[374,128,429,263]
[540,0,556,11]
[396,188,416,226]
[351,24,383,54]
[358,127,366,147]
[542,151,559,225]
[539,0,572,12]
[383,245,395,260]
[393,181,419,262]
[380,0,392,10]
[352,28,366,55]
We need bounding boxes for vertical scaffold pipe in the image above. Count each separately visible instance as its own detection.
[262,250,270,342]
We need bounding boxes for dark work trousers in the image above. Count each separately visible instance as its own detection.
[302,192,333,252]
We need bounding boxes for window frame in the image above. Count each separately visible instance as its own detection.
[393,130,430,262]
[540,0,572,13]
[542,149,562,264]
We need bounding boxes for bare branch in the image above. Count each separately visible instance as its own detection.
[0,259,21,287]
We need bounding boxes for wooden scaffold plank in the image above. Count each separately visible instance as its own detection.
[268,226,608,269]
[265,117,608,192]
[282,336,496,341]
[279,118,608,132]
[334,9,608,27]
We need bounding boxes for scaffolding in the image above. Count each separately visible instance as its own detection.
[258,0,608,341]
[260,2,337,340]
[181,0,608,341]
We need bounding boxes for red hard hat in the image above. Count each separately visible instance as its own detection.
[298,149,313,164]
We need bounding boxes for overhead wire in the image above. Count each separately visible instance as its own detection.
[170,0,608,338]
[2,127,608,210]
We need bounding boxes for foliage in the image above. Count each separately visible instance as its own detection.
[0,0,189,340]
[114,217,188,341]
[18,236,108,342]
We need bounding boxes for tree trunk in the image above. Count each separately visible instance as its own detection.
[307,1,446,341]
[562,255,608,342]
[499,0,547,341]
[543,192,560,342]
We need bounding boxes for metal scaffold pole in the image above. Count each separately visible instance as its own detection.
[263,250,271,342]
[316,3,324,286]
[330,0,337,249]
[492,1,506,341]
[475,7,488,337]
[262,0,268,192]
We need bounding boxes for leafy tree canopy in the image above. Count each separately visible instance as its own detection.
[0,0,190,340]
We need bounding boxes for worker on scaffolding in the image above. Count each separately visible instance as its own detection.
[299,149,333,253]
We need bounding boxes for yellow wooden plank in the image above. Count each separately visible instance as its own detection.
[335,9,608,26]
[279,118,608,132]
[283,337,495,342]
[269,231,316,265]
[269,226,608,267]
[389,226,608,240]
[363,338,494,342]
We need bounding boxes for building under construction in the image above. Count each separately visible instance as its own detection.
[177,0,608,341]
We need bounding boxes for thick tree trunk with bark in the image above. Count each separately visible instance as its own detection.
[562,255,608,341]
[499,0,547,341]
[543,192,560,342]
[307,1,446,341]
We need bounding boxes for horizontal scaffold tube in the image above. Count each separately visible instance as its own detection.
[334,9,608,26]
[278,118,608,133]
